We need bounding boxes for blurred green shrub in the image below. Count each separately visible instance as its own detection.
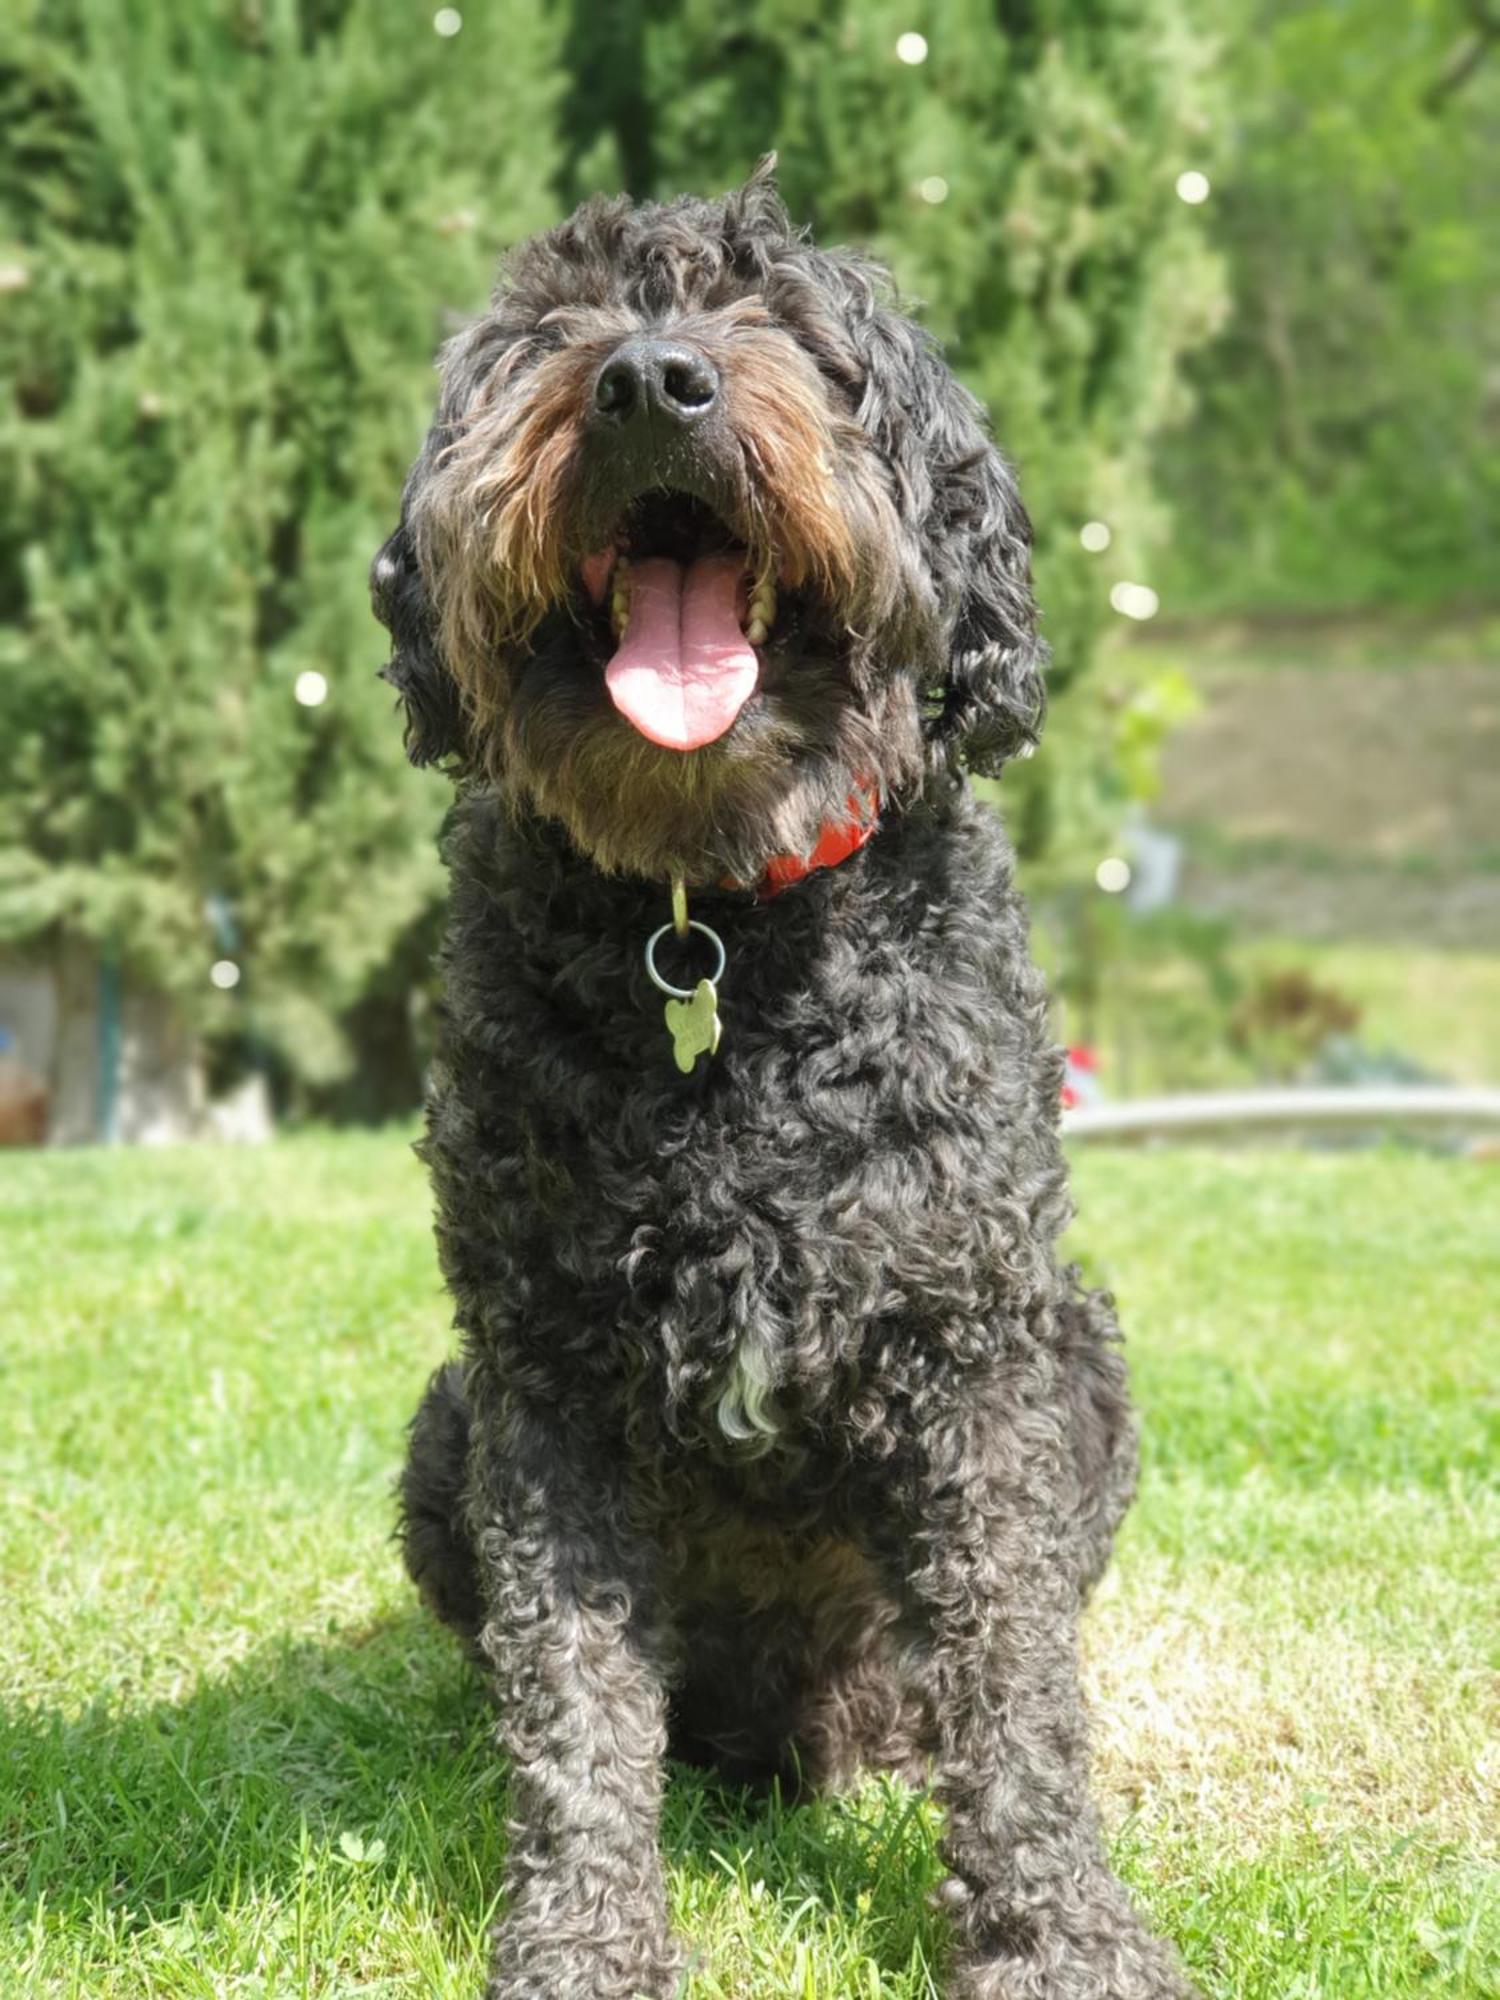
[1158,0,1500,614]
[0,0,559,1091]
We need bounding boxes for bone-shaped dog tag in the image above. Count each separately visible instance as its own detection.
[664,977,722,1074]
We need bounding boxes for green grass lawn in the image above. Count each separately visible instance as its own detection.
[2,1134,1496,1997]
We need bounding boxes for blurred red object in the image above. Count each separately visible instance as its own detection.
[1061,1044,1101,1111]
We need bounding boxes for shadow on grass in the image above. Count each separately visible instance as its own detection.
[2,1609,945,1978]
[9,1612,1491,1997]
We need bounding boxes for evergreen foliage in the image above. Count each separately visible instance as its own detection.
[0,1,1272,1099]
[0,0,560,1084]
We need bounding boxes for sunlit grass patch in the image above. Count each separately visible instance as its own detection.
[1,1136,1495,1994]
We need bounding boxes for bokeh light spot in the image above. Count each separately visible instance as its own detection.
[1095,857,1132,894]
[896,32,929,64]
[1109,581,1160,621]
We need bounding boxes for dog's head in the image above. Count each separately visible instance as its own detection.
[372,161,1044,884]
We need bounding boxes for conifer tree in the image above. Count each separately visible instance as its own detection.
[0,0,560,1122]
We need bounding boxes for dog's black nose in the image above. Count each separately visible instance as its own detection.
[593,339,719,430]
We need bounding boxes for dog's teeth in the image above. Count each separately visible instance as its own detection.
[746,618,768,647]
[749,583,777,628]
[610,559,631,632]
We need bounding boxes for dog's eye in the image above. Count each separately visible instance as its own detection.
[521,321,571,362]
[806,343,867,413]
[777,312,867,409]
[759,272,869,405]
[759,316,859,405]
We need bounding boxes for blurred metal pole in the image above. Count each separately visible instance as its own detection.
[1063,1086,1500,1142]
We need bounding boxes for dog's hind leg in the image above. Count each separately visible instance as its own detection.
[1056,1285,1140,1600]
[790,1542,932,1792]
[671,1539,930,1797]
[397,1361,484,1644]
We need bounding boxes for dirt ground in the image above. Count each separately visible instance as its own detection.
[1153,624,1500,948]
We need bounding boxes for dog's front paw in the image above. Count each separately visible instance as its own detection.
[487,1927,686,2000]
[942,1888,1198,2000]
[948,1948,1196,2000]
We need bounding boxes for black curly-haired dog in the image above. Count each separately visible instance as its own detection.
[374,161,1196,2000]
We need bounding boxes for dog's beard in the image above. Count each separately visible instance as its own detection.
[454,502,932,884]
[450,469,933,882]
[495,594,925,886]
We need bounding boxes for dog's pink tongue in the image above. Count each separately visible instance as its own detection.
[605,554,757,751]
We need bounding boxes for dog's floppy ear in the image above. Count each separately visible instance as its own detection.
[370,519,469,771]
[852,306,1046,775]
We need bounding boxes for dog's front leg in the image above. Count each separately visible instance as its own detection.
[469,1396,682,2000]
[879,1391,1197,2000]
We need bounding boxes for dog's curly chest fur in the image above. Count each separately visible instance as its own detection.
[424,787,1066,1459]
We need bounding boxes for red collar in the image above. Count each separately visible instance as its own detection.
[726,781,881,899]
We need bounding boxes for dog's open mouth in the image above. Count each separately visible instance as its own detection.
[581,493,777,753]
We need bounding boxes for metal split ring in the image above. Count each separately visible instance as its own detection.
[644,919,726,1001]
